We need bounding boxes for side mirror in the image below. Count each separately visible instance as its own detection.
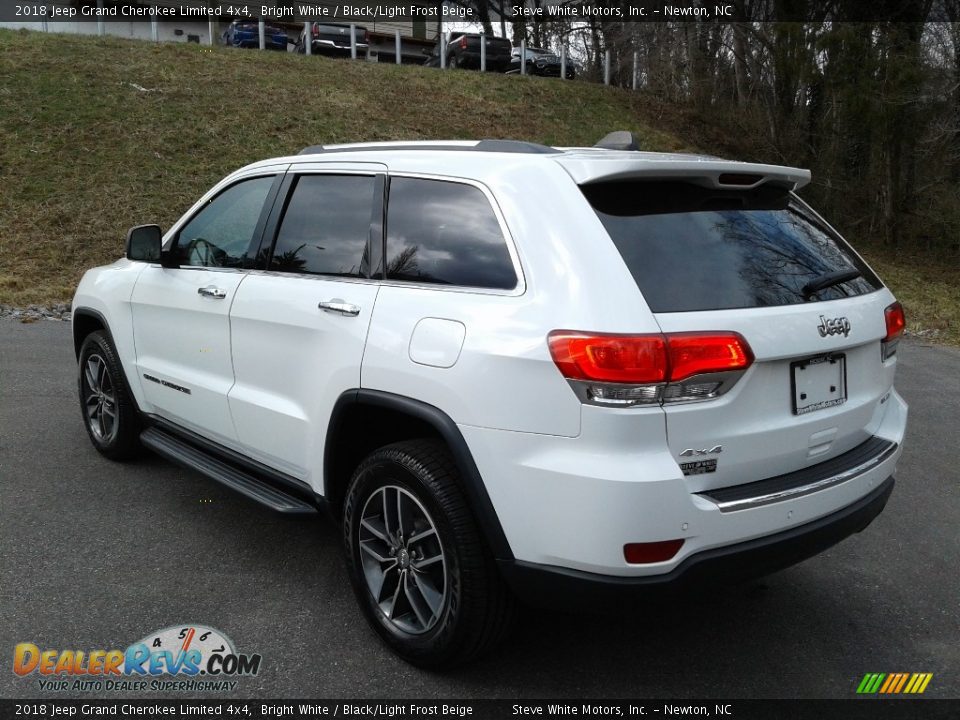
[125,224,162,262]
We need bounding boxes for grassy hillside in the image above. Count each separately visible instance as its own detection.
[0,29,955,344]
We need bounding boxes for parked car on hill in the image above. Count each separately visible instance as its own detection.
[507,46,576,79]
[222,19,288,51]
[423,33,512,72]
[295,22,369,56]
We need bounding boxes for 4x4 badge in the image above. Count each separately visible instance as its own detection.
[679,446,723,457]
[818,315,851,337]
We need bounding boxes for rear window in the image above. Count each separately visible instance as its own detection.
[582,181,882,313]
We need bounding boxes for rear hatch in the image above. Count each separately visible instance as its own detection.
[576,168,898,492]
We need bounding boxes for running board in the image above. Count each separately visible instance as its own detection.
[140,426,318,515]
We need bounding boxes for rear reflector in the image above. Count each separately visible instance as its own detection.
[548,331,752,384]
[624,539,684,564]
[882,302,905,360]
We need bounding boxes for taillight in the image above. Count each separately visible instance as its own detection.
[548,331,753,406]
[311,24,318,37]
[882,302,905,360]
[547,333,667,384]
[460,36,468,50]
[667,332,754,381]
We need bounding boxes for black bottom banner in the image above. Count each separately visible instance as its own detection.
[1,700,957,720]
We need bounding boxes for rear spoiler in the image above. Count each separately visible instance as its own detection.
[558,131,811,191]
[557,155,811,192]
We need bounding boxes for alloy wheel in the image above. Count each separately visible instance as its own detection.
[82,354,118,444]
[358,485,448,635]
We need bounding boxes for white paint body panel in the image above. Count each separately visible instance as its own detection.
[72,259,148,408]
[227,273,380,482]
[130,266,246,444]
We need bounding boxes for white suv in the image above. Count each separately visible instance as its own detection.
[72,135,908,666]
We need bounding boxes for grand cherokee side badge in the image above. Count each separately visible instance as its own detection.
[818,315,851,337]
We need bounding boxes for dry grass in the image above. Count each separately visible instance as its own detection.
[865,250,959,346]
[1,29,956,346]
[0,29,684,306]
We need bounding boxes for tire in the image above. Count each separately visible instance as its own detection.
[449,54,459,69]
[77,331,142,461]
[342,439,516,668]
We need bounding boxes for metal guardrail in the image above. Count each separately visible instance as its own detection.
[40,14,646,86]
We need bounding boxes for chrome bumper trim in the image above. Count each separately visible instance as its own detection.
[701,441,899,513]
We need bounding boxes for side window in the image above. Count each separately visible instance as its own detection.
[385,178,517,290]
[269,174,375,277]
[176,176,274,268]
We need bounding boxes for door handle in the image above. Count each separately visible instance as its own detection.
[197,286,227,299]
[318,299,361,317]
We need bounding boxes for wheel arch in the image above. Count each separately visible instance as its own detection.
[73,306,145,418]
[72,307,112,359]
[324,389,514,561]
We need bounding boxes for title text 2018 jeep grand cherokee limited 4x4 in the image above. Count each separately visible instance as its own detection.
[73,135,907,667]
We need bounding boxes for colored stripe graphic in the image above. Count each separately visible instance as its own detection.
[892,673,909,693]
[857,673,932,694]
[879,674,897,693]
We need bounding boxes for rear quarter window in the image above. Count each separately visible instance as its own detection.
[582,181,882,313]
[385,177,517,290]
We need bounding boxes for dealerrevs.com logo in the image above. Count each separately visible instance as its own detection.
[13,625,262,693]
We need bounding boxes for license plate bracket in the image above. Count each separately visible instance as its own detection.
[791,353,847,415]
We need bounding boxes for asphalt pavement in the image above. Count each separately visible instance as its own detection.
[1,320,958,699]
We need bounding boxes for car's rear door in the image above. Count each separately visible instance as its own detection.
[227,162,386,486]
[130,168,285,446]
[581,177,901,493]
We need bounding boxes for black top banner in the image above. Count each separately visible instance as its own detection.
[0,0,951,24]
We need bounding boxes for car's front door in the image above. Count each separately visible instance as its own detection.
[130,171,282,446]
[228,164,385,486]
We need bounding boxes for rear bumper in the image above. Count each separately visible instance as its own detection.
[500,475,894,611]
[462,388,907,575]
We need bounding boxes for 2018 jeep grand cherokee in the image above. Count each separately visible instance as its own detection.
[72,135,908,667]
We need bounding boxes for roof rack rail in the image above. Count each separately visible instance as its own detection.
[474,139,560,154]
[297,140,559,156]
[594,131,641,151]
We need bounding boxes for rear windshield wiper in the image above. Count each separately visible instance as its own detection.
[802,268,862,300]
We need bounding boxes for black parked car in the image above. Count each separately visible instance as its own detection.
[423,33,512,72]
[296,22,369,56]
[222,19,288,51]
[507,46,576,79]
